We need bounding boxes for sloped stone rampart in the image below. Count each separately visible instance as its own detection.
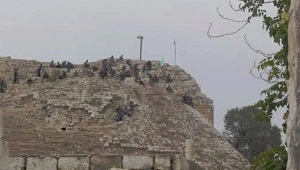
[0,57,213,123]
[1,57,250,169]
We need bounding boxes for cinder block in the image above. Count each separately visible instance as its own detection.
[123,155,153,169]
[154,155,171,170]
[58,157,89,170]
[27,157,57,170]
[91,155,122,170]
[9,157,25,170]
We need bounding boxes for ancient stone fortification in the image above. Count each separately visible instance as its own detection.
[0,57,213,124]
[0,56,249,170]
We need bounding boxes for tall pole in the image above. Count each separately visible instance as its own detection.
[137,36,144,60]
[174,41,177,65]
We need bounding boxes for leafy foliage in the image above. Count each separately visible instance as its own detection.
[211,0,291,167]
[223,106,282,162]
[228,0,291,168]
[228,0,290,126]
[251,146,287,170]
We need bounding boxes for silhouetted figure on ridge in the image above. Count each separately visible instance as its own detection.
[50,60,55,68]
[84,60,90,68]
[74,70,79,77]
[26,77,33,85]
[146,60,152,70]
[142,64,147,75]
[119,55,124,62]
[182,94,194,107]
[62,70,67,78]
[126,59,132,69]
[66,61,74,72]
[13,69,18,84]
[0,79,7,93]
[61,60,67,68]
[56,62,61,68]
[166,85,173,93]
[43,71,49,79]
[116,106,126,122]
[129,101,134,113]
[138,77,145,86]
[134,64,140,82]
[153,74,159,83]
[37,64,43,77]
[109,55,116,67]
[166,74,173,83]
[101,67,108,79]
[111,67,116,78]
[88,69,94,77]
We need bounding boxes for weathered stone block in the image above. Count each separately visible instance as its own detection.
[27,157,57,170]
[91,155,122,170]
[172,155,184,170]
[185,139,194,161]
[154,155,171,170]
[187,160,205,170]
[9,157,25,170]
[123,155,153,169]
[0,140,9,170]
[58,157,89,170]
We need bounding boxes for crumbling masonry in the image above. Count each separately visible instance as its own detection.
[0,56,249,170]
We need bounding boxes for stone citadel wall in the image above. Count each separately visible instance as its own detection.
[0,56,250,169]
[0,56,213,124]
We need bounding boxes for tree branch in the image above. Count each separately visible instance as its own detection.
[250,61,271,83]
[244,35,275,57]
[229,0,243,12]
[229,0,275,12]
[207,21,249,39]
[217,7,249,22]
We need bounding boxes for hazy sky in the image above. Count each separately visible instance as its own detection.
[0,0,283,132]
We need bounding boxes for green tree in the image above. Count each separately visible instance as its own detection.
[252,146,287,170]
[223,106,282,162]
[210,0,300,168]
[208,0,291,168]
[208,0,290,124]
